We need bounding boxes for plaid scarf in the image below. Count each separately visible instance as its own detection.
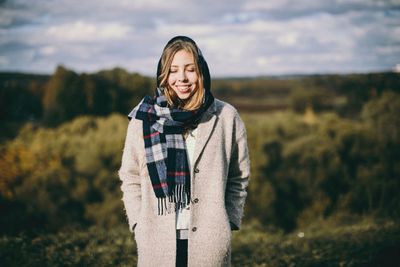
[128,87,214,215]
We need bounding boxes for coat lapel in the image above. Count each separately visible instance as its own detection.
[193,101,218,166]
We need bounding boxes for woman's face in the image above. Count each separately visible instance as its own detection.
[168,49,199,100]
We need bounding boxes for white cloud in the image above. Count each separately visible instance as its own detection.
[0,56,9,66]
[46,21,132,42]
[40,46,56,56]
[128,0,185,9]
[155,22,219,37]
[391,26,400,42]
[243,0,289,11]
[256,56,281,67]
[277,32,299,46]
[246,20,276,33]
[376,46,400,55]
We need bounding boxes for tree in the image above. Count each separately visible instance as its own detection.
[43,66,86,126]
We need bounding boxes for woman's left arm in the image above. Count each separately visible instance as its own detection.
[225,114,250,231]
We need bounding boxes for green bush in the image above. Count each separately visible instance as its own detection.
[252,92,400,231]
[1,92,399,234]
[0,114,129,233]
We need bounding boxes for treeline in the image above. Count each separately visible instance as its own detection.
[1,67,399,127]
[0,72,49,122]
[212,72,400,114]
[43,66,154,126]
[212,72,400,98]
[0,66,154,127]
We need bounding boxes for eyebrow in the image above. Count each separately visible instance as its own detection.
[170,63,195,68]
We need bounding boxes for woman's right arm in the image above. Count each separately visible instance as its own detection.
[118,119,142,233]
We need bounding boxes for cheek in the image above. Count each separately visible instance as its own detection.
[168,74,176,86]
[188,73,199,83]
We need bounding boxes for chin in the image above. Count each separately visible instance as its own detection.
[177,94,191,100]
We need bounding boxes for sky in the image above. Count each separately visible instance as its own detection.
[1,0,399,77]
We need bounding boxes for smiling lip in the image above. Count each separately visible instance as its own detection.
[176,85,191,92]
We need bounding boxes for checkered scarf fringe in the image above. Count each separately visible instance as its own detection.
[128,87,214,215]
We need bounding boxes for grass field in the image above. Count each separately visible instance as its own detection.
[1,218,399,267]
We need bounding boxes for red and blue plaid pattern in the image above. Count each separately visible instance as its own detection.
[128,87,214,215]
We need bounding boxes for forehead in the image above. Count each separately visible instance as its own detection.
[171,49,195,65]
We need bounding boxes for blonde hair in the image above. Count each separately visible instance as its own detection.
[158,40,205,110]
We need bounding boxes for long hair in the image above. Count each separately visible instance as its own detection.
[158,39,205,110]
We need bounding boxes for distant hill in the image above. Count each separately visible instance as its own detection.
[212,71,400,113]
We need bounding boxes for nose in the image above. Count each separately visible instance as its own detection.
[177,70,187,82]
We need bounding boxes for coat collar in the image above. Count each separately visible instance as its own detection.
[192,99,218,166]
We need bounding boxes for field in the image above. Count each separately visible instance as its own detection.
[1,218,399,267]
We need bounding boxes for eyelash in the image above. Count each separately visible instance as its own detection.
[170,68,195,73]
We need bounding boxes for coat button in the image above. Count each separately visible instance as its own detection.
[192,227,197,232]
[194,168,199,173]
[193,198,199,203]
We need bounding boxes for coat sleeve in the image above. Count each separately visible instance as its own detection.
[118,119,142,233]
[225,114,250,231]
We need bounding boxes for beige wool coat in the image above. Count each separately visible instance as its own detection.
[118,98,250,267]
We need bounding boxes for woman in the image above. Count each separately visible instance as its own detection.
[118,36,250,267]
